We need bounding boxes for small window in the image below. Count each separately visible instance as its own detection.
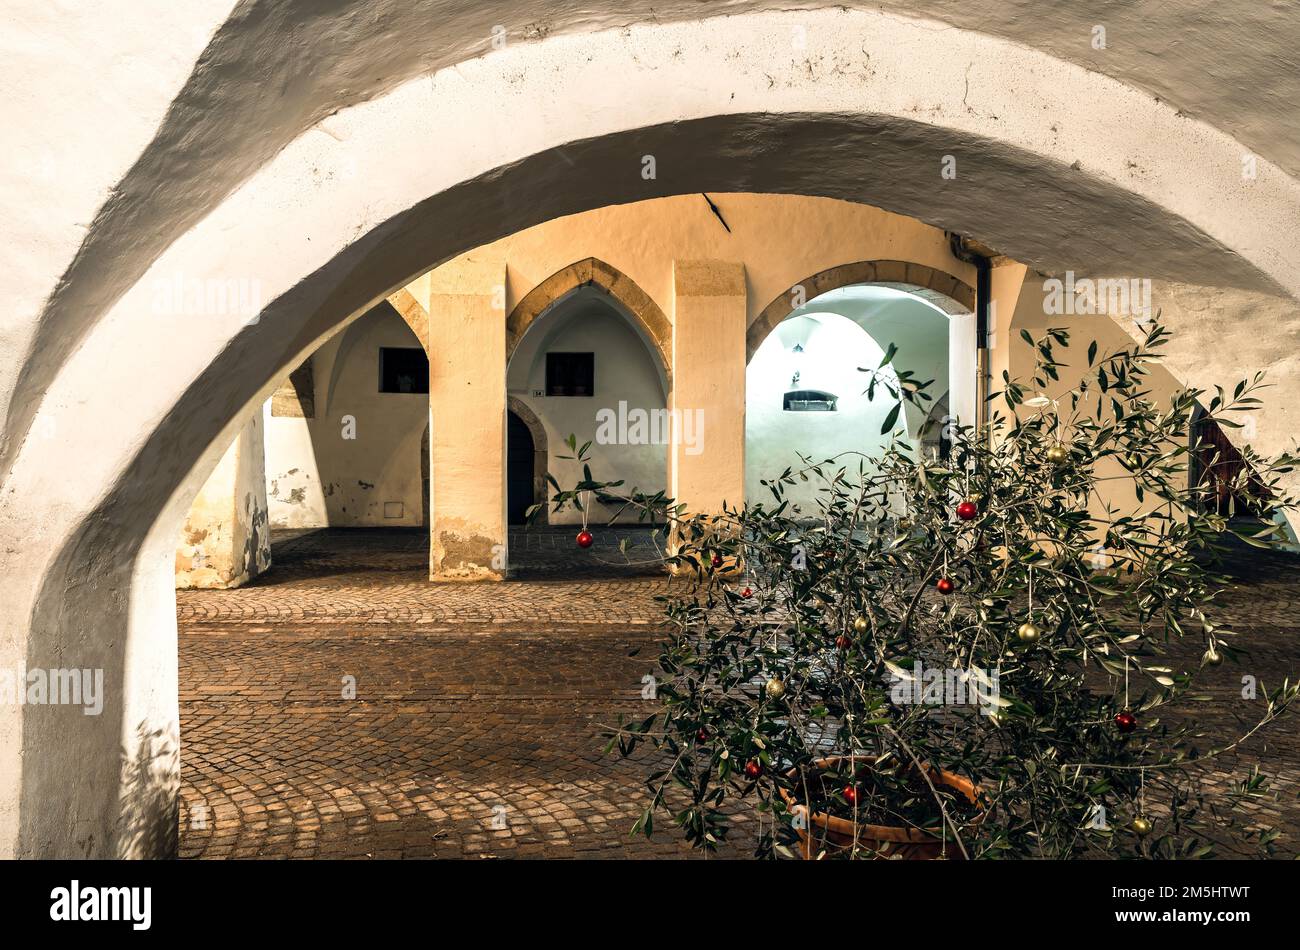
[783,389,838,412]
[379,347,429,394]
[546,352,595,397]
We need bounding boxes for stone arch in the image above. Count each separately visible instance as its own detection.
[506,395,549,526]
[507,258,672,388]
[387,287,429,353]
[6,6,1300,858]
[746,261,975,362]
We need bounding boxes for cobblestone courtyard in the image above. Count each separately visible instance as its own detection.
[178,527,1300,859]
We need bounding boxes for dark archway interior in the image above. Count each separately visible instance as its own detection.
[506,411,536,525]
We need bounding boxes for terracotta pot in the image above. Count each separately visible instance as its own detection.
[777,755,982,860]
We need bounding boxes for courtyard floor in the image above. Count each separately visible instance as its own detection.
[177,526,1300,859]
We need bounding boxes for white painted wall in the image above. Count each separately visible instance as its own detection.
[791,286,954,436]
[746,313,911,513]
[507,291,667,524]
[265,304,426,527]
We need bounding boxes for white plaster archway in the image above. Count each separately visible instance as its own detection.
[4,6,1300,857]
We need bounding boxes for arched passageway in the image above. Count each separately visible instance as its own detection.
[746,269,975,516]
[745,281,964,511]
[506,278,669,531]
[6,6,1300,857]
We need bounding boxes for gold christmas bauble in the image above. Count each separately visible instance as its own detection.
[853,615,869,634]
[1131,816,1152,836]
[1204,647,1223,666]
[765,678,786,699]
[1017,621,1041,644]
[1046,445,1070,464]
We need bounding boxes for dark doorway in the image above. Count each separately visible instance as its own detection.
[1191,408,1269,517]
[507,410,536,524]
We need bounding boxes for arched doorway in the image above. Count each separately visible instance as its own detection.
[505,275,669,530]
[745,278,972,510]
[507,411,536,524]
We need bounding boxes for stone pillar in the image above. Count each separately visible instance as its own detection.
[175,412,271,589]
[669,260,747,516]
[423,259,507,580]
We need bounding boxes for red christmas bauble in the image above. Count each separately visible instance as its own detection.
[576,530,594,548]
[711,554,723,568]
[744,760,763,779]
[1115,710,1137,733]
[935,577,955,595]
[741,587,753,598]
[956,501,979,521]
[696,728,710,742]
[843,785,859,806]
[835,635,852,650]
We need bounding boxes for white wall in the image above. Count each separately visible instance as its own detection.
[746,313,912,513]
[507,291,667,524]
[265,304,427,527]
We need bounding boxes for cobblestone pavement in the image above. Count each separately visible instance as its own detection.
[179,528,753,859]
[178,528,1300,859]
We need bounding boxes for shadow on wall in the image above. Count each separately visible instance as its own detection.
[20,500,179,856]
[117,722,179,860]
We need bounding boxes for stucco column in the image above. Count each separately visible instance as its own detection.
[423,260,507,581]
[669,260,747,516]
[174,412,271,589]
[986,262,1029,411]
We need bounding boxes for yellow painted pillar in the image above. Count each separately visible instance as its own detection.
[422,259,508,581]
[669,260,747,516]
[986,262,1029,402]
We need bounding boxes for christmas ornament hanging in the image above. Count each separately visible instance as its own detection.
[1046,445,1070,464]
[711,553,724,568]
[853,615,869,634]
[741,586,753,598]
[1204,647,1223,666]
[835,634,852,650]
[1017,621,1041,644]
[843,785,860,806]
[765,678,786,699]
[1130,816,1152,836]
[956,500,979,521]
[576,530,594,548]
[744,760,763,779]
[935,577,956,595]
[1114,710,1137,733]
[696,727,710,742]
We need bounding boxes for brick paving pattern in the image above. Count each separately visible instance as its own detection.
[178,527,1299,859]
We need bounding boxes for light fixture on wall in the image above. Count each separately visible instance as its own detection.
[783,337,837,411]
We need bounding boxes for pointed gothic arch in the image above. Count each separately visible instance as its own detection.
[507,258,672,389]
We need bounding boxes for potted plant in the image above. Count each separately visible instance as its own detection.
[543,322,1300,858]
